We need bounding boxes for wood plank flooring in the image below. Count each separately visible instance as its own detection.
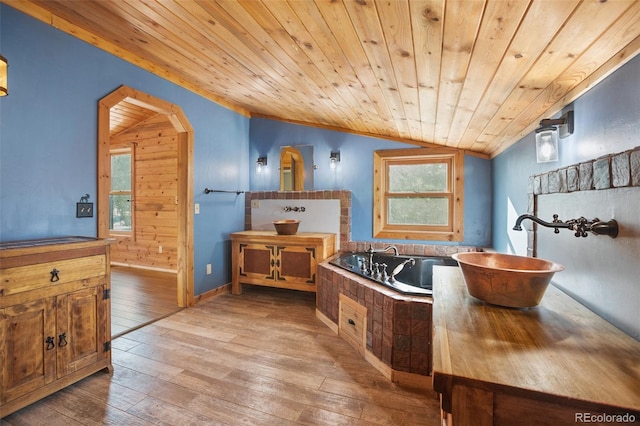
[2,286,441,425]
[110,266,182,338]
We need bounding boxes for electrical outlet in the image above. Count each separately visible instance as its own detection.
[206,264,212,275]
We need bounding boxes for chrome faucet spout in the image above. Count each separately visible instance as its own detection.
[366,244,399,256]
[382,245,399,256]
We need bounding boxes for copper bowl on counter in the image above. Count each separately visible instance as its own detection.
[451,252,564,308]
[273,220,300,235]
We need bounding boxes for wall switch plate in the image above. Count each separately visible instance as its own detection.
[251,199,260,208]
[206,263,212,275]
[76,203,93,218]
[195,203,200,214]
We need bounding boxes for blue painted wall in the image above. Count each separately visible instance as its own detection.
[249,118,492,247]
[492,53,640,339]
[492,53,640,253]
[0,5,249,295]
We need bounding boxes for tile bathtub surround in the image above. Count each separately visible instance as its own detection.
[317,244,480,376]
[245,190,351,247]
[343,241,480,256]
[318,264,434,375]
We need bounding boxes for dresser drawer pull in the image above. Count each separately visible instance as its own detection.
[348,318,356,326]
[50,268,60,282]
[58,333,68,347]
[45,336,55,350]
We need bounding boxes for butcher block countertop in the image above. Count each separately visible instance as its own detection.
[432,266,640,417]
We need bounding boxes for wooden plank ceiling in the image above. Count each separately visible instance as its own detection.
[9,0,640,157]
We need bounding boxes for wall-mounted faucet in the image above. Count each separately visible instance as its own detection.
[513,214,618,238]
[283,206,306,212]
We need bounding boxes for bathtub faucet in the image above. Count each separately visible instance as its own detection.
[390,258,415,282]
[366,244,399,256]
[365,245,398,275]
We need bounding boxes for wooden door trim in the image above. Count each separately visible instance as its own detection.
[98,85,194,307]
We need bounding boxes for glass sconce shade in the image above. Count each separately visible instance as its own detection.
[256,156,267,174]
[329,151,340,169]
[0,55,7,96]
[535,127,559,163]
[534,111,572,163]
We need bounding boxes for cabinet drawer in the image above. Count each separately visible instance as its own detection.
[1,255,106,297]
[339,294,367,354]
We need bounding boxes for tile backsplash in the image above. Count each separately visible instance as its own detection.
[245,190,351,248]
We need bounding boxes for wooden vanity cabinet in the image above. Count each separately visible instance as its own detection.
[0,237,112,418]
[231,231,336,294]
[432,266,640,426]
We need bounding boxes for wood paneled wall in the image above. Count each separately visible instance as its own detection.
[110,115,178,271]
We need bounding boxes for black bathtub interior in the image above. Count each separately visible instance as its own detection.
[329,252,458,296]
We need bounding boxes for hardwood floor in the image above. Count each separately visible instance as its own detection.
[110,266,182,338]
[2,286,441,425]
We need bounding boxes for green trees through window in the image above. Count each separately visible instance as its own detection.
[373,148,464,242]
[387,162,449,226]
[109,150,132,232]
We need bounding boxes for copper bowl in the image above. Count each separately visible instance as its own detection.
[451,252,564,308]
[273,220,300,235]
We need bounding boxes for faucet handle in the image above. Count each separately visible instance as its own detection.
[380,263,388,281]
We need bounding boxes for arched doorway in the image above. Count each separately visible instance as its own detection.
[98,85,194,308]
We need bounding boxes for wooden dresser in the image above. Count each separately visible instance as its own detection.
[231,231,336,294]
[432,266,640,426]
[0,237,113,417]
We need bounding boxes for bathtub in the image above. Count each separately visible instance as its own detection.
[329,251,458,296]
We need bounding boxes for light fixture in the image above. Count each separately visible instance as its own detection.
[535,111,573,163]
[256,156,267,174]
[329,151,340,169]
[0,55,7,97]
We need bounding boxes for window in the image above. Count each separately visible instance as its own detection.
[109,148,133,234]
[373,148,463,241]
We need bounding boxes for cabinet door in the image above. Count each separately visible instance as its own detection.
[0,298,57,404]
[238,243,276,282]
[56,285,109,378]
[276,245,317,285]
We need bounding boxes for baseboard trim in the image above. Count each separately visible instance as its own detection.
[111,262,177,274]
[315,308,339,333]
[195,283,231,303]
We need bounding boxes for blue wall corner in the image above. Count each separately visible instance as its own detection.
[0,5,249,295]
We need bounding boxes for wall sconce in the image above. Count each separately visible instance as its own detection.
[256,156,267,174]
[535,111,573,163]
[0,55,7,97]
[329,151,340,169]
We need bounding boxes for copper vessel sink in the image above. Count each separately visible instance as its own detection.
[273,219,300,235]
[451,252,564,308]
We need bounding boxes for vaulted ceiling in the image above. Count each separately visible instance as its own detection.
[8,0,640,157]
